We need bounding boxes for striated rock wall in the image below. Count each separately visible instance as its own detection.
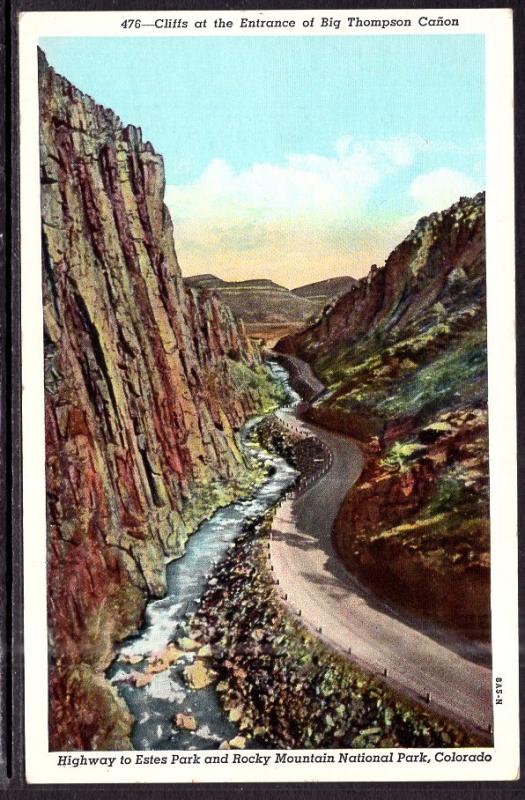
[39,49,281,750]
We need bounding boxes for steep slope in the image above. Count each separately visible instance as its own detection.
[276,194,489,640]
[292,275,356,301]
[39,50,283,750]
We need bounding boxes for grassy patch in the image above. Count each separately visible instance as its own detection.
[310,310,487,427]
[381,442,428,471]
[376,331,487,418]
[227,360,288,414]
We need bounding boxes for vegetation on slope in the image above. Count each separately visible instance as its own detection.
[277,194,490,640]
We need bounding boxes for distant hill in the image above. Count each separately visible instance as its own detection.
[184,274,358,342]
[184,275,325,342]
[292,276,356,300]
[184,273,229,290]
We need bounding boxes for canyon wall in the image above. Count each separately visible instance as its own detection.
[277,194,485,371]
[39,50,282,750]
[277,195,490,640]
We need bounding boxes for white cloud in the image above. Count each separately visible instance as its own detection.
[409,168,482,215]
[166,136,421,227]
[335,134,422,167]
[165,141,481,285]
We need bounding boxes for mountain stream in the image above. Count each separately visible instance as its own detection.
[106,362,299,750]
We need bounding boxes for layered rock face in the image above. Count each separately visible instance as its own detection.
[277,195,490,640]
[39,50,281,749]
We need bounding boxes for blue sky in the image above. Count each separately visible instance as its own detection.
[40,35,485,284]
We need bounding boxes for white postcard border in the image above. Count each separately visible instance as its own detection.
[19,7,518,784]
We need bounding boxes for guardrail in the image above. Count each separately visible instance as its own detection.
[284,598,491,733]
[275,414,333,498]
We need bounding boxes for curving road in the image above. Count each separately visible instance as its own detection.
[268,359,493,740]
[270,352,325,401]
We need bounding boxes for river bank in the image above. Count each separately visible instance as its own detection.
[189,500,481,749]
[105,364,300,749]
[109,359,485,750]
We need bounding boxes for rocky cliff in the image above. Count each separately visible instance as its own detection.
[277,194,490,640]
[39,50,283,750]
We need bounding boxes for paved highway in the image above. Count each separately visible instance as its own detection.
[268,358,492,739]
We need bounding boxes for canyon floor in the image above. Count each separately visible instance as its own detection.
[269,358,492,739]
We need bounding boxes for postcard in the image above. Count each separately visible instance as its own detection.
[19,7,518,783]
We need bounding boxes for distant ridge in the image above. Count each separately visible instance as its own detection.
[186,275,289,292]
[184,273,229,289]
[292,276,356,299]
[184,274,322,332]
[183,273,357,342]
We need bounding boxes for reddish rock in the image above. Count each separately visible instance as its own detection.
[39,49,276,750]
[277,192,489,641]
[276,193,485,365]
